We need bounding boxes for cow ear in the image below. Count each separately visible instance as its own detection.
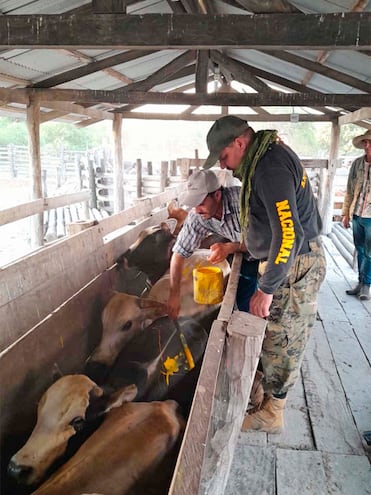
[104,384,138,412]
[138,297,167,310]
[90,384,104,398]
[162,219,177,234]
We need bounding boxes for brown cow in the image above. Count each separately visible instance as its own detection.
[8,375,184,495]
[88,292,167,367]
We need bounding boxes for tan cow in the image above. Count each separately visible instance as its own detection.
[89,292,167,367]
[8,375,184,495]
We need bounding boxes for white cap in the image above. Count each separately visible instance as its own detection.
[182,170,220,208]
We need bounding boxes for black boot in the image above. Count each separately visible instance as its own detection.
[346,283,362,296]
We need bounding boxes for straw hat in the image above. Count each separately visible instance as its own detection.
[352,130,371,149]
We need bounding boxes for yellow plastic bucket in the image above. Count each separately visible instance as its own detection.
[193,266,223,305]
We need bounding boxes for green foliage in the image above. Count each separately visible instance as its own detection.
[40,121,111,150]
[0,118,28,146]
[0,117,111,150]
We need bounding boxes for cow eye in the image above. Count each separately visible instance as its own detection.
[70,417,85,432]
[121,321,132,332]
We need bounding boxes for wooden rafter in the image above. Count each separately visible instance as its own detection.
[233,0,300,13]
[212,51,272,92]
[195,50,209,93]
[32,50,156,88]
[0,14,369,50]
[115,50,196,93]
[261,50,371,94]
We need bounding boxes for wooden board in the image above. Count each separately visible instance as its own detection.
[302,321,364,455]
[276,449,327,494]
[225,444,276,495]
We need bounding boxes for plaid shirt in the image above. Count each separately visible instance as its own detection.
[173,186,242,258]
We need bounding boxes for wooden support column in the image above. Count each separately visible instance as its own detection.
[112,113,124,213]
[136,158,143,198]
[27,96,43,248]
[322,121,340,234]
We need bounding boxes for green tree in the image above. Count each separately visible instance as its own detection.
[0,118,28,146]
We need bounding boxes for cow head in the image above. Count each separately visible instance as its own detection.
[7,375,137,487]
[117,223,176,284]
[87,292,167,372]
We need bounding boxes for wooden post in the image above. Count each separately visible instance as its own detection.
[195,149,200,169]
[322,121,340,234]
[160,161,168,192]
[8,144,16,178]
[113,113,124,213]
[27,96,44,248]
[136,158,143,198]
[88,156,97,209]
[42,169,47,197]
[147,161,153,175]
[170,159,177,176]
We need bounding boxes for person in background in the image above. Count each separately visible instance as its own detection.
[342,130,371,301]
[167,169,258,320]
[203,115,326,434]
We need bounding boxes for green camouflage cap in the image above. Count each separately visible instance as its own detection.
[203,116,250,169]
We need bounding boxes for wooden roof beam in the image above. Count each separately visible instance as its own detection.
[1,87,368,107]
[338,107,371,125]
[0,13,369,50]
[120,111,334,122]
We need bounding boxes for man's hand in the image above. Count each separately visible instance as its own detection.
[342,214,350,229]
[167,292,181,320]
[208,242,240,263]
[249,288,273,318]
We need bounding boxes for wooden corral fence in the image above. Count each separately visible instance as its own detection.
[0,184,185,352]
[1,182,266,494]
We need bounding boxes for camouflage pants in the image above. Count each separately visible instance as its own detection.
[261,239,326,396]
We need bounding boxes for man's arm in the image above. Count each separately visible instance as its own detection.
[167,252,185,320]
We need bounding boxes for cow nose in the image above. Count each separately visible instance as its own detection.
[7,459,34,483]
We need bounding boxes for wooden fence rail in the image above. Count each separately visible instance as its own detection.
[0,190,90,227]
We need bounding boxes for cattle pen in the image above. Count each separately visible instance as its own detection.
[0,178,370,495]
[0,1,371,493]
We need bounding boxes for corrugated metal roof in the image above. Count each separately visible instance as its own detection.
[0,0,369,126]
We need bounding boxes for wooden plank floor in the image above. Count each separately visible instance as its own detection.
[225,235,371,495]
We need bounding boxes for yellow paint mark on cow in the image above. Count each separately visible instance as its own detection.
[274,199,295,264]
[59,335,64,348]
[162,355,181,385]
